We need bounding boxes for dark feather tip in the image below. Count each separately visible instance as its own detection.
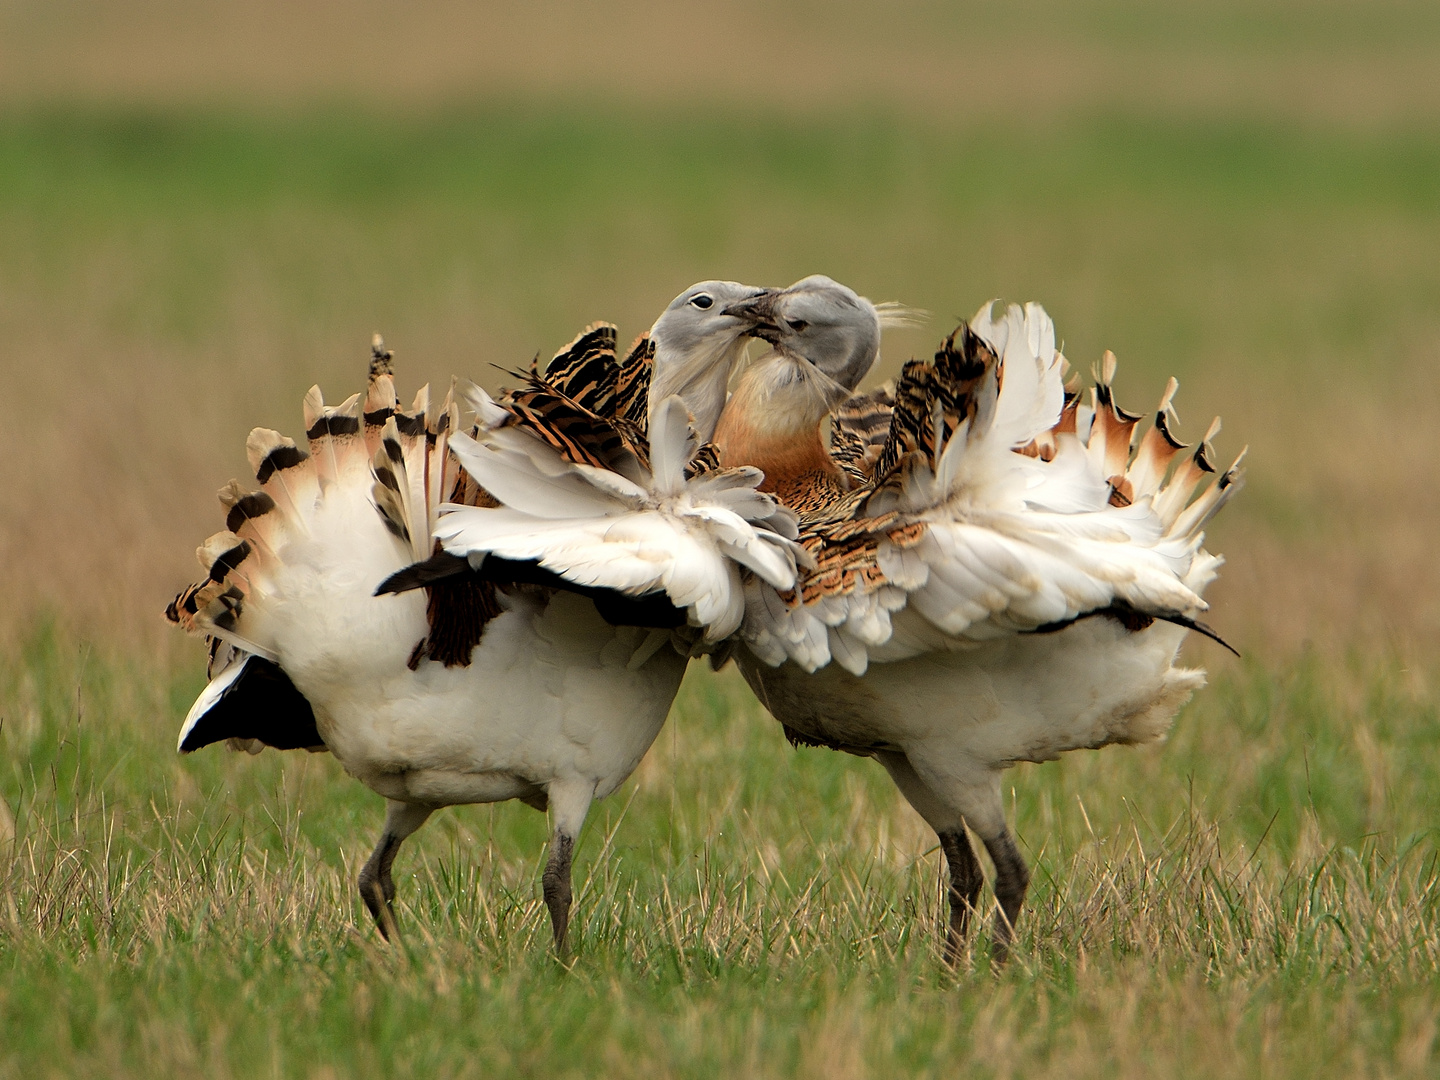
[1168,615,1241,658]
[376,551,470,595]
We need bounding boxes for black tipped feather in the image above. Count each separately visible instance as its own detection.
[395,413,426,437]
[306,414,362,439]
[377,551,471,594]
[179,656,323,753]
[1030,601,1239,657]
[1154,613,1240,657]
[207,541,251,582]
[255,444,309,484]
[225,492,276,534]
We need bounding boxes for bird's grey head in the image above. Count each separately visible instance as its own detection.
[739,275,882,394]
[648,280,773,442]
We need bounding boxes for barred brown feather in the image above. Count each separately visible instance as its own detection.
[870,325,997,482]
[494,323,728,481]
[830,383,895,485]
[543,322,620,418]
[615,333,654,424]
[504,388,639,473]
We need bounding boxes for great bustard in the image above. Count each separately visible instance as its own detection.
[165,281,800,951]
[713,277,1243,962]
[448,274,1246,962]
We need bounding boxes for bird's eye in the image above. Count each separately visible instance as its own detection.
[785,319,808,332]
[689,294,714,310]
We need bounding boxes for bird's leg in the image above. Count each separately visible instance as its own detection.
[542,832,574,951]
[981,827,1030,966]
[358,800,433,941]
[541,778,594,956]
[875,751,980,965]
[886,756,1029,966]
[938,828,984,963]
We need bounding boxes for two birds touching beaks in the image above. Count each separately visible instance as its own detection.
[167,274,1243,964]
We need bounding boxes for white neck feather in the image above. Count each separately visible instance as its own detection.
[724,352,847,441]
[649,336,751,443]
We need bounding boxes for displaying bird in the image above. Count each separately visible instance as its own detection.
[165,280,798,952]
[714,277,1243,963]
[457,273,1243,963]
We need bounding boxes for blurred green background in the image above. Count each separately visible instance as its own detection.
[2,0,1438,654]
[3,3,1440,1076]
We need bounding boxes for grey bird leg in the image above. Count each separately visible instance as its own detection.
[937,828,985,963]
[874,751,984,965]
[542,831,575,952]
[358,800,433,941]
[540,778,594,956]
[982,828,1030,965]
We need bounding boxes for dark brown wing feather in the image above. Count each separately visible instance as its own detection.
[615,333,654,424]
[829,384,895,485]
[543,322,620,418]
[786,323,1000,609]
[504,387,640,472]
[871,325,997,481]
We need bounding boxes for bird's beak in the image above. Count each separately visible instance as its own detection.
[723,290,782,343]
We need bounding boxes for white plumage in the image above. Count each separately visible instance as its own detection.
[171,372,688,949]
[471,277,1244,963]
[724,287,1243,961]
[167,284,786,951]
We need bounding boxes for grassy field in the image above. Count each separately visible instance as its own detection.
[4,2,1440,1075]
[3,627,1439,1077]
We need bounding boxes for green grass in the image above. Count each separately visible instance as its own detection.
[2,621,1438,1078]
[4,92,1440,1076]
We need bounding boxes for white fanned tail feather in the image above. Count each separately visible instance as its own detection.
[166,360,458,752]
